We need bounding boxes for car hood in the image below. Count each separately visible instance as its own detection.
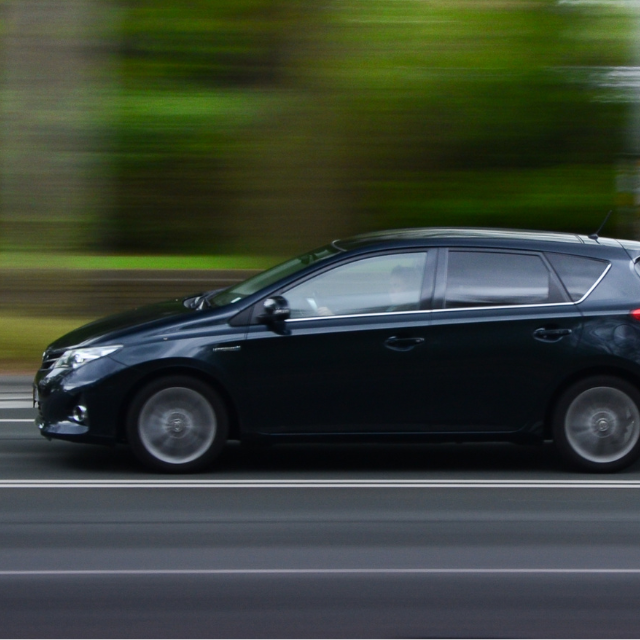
[47,298,200,351]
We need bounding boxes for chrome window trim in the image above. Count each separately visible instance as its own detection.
[286,301,576,323]
[287,308,434,323]
[431,301,575,314]
[285,302,578,322]
[284,259,611,323]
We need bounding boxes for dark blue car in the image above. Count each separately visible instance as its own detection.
[33,228,640,473]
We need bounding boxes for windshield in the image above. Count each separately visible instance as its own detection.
[208,244,342,308]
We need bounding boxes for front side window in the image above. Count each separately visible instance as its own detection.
[285,253,428,319]
[444,251,562,309]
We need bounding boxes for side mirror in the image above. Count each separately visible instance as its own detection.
[259,296,291,334]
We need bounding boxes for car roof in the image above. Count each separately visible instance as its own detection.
[333,227,620,251]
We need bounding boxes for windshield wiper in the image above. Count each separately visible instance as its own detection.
[195,295,212,310]
[183,293,211,310]
[183,295,199,309]
[184,288,226,310]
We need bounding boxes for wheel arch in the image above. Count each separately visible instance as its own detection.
[116,365,241,443]
[543,366,640,439]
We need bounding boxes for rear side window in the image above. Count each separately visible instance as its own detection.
[545,253,608,302]
[444,251,562,309]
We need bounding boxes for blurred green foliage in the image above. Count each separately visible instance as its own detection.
[0,315,96,371]
[112,0,633,255]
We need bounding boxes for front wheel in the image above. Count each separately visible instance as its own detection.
[127,376,228,473]
[553,376,640,473]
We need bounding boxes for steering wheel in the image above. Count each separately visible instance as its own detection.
[305,291,319,313]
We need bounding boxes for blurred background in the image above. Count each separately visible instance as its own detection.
[0,0,638,369]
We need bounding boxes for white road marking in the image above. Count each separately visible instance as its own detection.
[0,419,33,423]
[0,568,638,576]
[0,402,33,409]
[1,479,640,488]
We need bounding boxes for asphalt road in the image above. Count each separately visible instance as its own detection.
[4,375,640,638]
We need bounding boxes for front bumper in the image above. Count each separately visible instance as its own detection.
[34,355,134,445]
[37,416,91,440]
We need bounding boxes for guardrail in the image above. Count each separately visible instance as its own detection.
[1,269,261,317]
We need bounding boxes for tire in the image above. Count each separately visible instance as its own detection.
[553,375,640,473]
[126,375,228,473]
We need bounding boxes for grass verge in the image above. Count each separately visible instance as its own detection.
[0,254,281,271]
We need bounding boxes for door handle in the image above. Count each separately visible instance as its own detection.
[384,336,425,352]
[533,327,572,342]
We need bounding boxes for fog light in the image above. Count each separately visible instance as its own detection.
[71,405,88,424]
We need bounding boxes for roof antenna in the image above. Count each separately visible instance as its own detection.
[588,210,612,241]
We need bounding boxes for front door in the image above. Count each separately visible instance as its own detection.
[242,251,435,435]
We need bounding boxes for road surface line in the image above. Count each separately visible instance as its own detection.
[0,419,33,423]
[2,479,640,489]
[0,568,639,576]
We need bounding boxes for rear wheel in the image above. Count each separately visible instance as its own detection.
[553,376,640,472]
[127,376,228,473]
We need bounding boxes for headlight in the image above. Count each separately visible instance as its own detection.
[55,345,122,370]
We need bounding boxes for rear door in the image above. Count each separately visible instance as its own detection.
[427,248,584,433]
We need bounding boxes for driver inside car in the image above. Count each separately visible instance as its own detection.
[315,265,422,316]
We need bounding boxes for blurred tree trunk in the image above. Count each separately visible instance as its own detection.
[1,0,113,253]
[617,4,640,240]
[227,2,357,255]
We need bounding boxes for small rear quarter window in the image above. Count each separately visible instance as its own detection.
[545,253,608,302]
